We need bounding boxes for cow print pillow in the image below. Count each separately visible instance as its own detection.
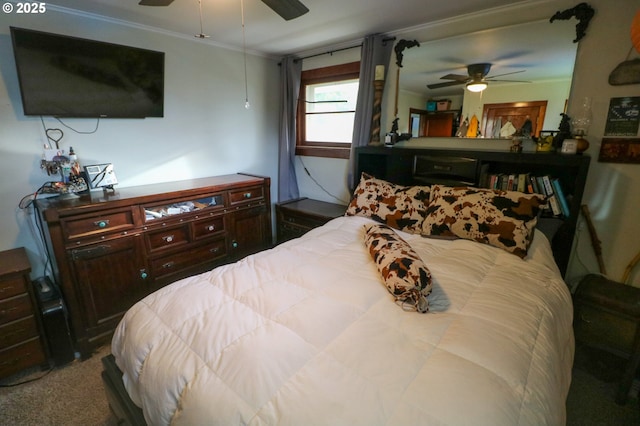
[422,185,546,258]
[364,223,433,313]
[347,173,430,234]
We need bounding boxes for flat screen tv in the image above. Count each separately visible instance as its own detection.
[10,27,164,118]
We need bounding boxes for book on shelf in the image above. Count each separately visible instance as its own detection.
[551,178,571,218]
[541,175,562,217]
[482,172,571,219]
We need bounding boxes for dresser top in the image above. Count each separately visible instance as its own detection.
[0,247,31,276]
[34,174,268,218]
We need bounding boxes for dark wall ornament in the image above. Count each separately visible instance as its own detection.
[394,39,420,68]
[550,2,595,43]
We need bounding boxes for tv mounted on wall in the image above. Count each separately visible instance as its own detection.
[10,27,164,118]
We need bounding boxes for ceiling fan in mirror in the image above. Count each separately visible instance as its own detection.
[427,63,530,92]
[138,0,309,21]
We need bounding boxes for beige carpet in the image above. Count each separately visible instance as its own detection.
[1,343,639,425]
[0,345,116,426]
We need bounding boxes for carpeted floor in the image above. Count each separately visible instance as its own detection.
[1,343,639,425]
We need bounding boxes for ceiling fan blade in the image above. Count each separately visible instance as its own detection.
[440,73,469,81]
[427,80,466,89]
[261,0,309,20]
[138,0,174,5]
[486,79,532,83]
[485,69,526,79]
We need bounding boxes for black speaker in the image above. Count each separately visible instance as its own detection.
[33,277,76,366]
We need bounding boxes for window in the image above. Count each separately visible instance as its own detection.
[296,62,360,159]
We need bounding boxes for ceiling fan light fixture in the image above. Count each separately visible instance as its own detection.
[466,81,488,92]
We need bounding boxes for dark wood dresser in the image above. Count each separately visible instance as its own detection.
[276,197,347,243]
[35,174,272,358]
[0,247,48,379]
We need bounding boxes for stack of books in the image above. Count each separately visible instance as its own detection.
[483,173,571,218]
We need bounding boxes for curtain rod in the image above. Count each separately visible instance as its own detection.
[289,36,396,63]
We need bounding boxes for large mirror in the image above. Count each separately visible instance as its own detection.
[395,18,579,139]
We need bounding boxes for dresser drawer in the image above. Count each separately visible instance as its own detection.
[0,338,47,378]
[0,276,27,300]
[0,316,39,350]
[229,186,264,205]
[150,238,227,280]
[146,225,190,252]
[0,294,32,326]
[192,216,225,241]
[63,208,136,240]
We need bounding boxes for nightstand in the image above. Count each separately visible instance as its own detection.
[573,274,640,405]
[276,197,347,243]
[0,247,48,379]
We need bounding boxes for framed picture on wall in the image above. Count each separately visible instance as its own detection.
[598,138,640,164]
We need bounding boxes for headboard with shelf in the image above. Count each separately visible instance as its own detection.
[354,146,591,277]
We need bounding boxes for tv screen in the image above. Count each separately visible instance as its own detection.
[10,27,164,118]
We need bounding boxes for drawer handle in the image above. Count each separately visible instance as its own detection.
[140,269,148,280]
[94,220,110,228]
[210,247,220,254]
[232,241,238,248]
[162,235,175,243]
[243,192,252,199]
[206,225,216,232]
[162,261,175,269]
[0,286,14,294]
[433,164,452,172]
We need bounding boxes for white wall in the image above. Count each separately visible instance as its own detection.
[564,0,640,288]
[0,9,280,277]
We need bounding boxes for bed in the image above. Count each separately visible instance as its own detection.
[105,175,575,425]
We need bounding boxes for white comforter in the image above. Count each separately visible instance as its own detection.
[112,216,574,425]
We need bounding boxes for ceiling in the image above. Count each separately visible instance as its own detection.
[44,0,536,56]
[40,0,580,98]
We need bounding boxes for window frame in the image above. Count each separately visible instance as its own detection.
[296,61,360,159]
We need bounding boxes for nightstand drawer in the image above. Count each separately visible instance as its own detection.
[0,338,47,378]
[0,276,27,300]
[276,198,346,244]
[0,294,32,326]
[0,316,39,350]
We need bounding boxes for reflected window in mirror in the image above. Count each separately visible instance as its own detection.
[296,62,360,159]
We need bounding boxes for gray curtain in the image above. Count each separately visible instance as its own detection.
[278,56,302,202]
[348,34,394,189]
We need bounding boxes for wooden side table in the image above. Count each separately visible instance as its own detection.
[276,197,347,244]
[0,247,48,379]
[573,274,640,404]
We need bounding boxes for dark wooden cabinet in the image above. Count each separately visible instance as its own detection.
[276,198,347,243]
[354,146,590,277]
[35,174,272,358]
[0,247,48,379]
